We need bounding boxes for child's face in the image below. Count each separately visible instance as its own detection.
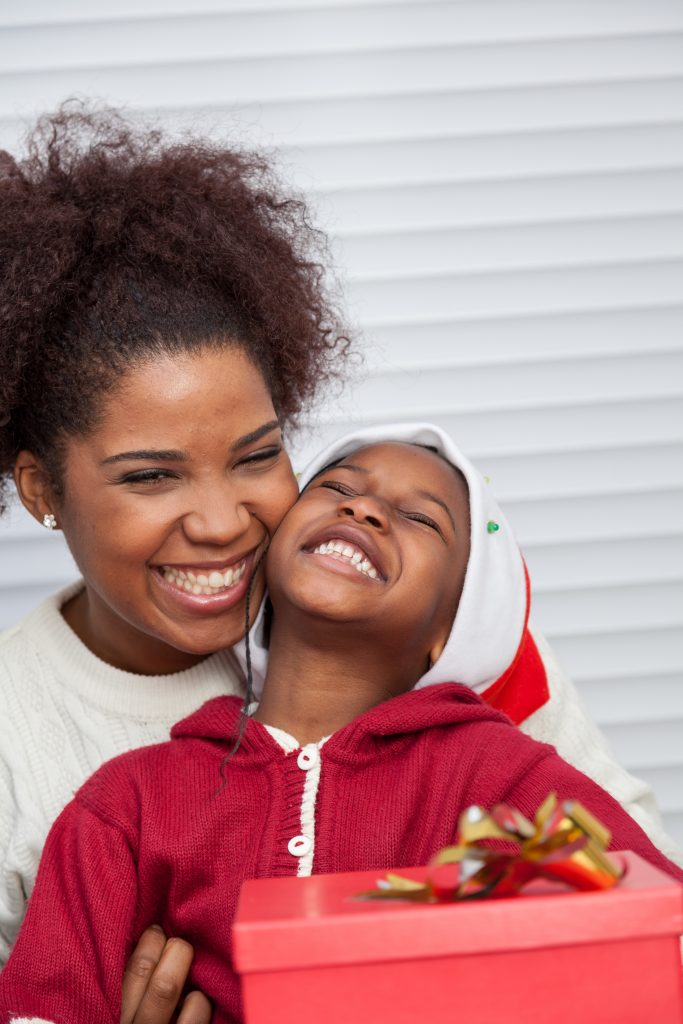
[266,442,470,671]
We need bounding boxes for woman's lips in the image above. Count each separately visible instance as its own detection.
[160,559,248,595]
[150,550,258,614]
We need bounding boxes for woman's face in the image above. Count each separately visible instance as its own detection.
[49,346,299,674]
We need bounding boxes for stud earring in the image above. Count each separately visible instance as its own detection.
[42,513,57,530]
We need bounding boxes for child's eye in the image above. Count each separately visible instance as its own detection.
[320,480,356,496]
[237,445,282,468]
[402,511,442,533]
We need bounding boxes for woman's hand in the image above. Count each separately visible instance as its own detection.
[121,925,212,1024]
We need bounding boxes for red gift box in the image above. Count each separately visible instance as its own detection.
[233,851,683,1024]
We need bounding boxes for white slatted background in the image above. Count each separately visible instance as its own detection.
[0,0,682,842]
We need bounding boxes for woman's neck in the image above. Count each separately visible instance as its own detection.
[252,613,425,745]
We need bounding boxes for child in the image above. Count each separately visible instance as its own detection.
[1,428,681,1024]
[242,422,680,862]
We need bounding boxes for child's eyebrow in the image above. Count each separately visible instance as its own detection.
[333,462,368,474]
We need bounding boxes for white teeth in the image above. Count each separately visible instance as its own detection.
[311,539,380,580]
[161,560,246,596]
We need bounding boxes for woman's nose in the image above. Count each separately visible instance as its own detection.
[338,494,388,530]
[181,489,251,546]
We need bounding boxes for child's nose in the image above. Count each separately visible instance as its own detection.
[338,494,387,530]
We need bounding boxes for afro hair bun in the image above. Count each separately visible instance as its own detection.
[0,100,352,512]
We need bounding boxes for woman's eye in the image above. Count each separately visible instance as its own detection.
[237,445,282,467]
[320,480,356,496]
[118,469,178,486]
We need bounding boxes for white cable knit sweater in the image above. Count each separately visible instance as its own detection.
[0,581,244,964]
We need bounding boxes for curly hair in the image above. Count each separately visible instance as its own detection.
[0,102,352,513]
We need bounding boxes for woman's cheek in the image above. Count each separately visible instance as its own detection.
[267,469,300,531]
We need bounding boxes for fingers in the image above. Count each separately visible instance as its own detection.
[177,990,213,1024]
[121,926,167,1024]
[120,930,196,1024]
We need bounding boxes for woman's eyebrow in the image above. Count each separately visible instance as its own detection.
[231,419,280,451]
[101,448,186,465]
[100,421,281,465]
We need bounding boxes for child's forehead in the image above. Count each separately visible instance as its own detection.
[334,441,470,510]
[341,440,438,464]
[339,440,459,481]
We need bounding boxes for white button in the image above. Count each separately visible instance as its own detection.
[297,747,318,771]
[288,835,312,857]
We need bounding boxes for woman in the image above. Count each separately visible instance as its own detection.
[0,103,350,1020]
[0,105,674,1020]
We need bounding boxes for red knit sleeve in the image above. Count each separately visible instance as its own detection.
[502,746,683,883]
[0,796,138,1024]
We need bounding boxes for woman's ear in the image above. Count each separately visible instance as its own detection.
[14,451,59,528]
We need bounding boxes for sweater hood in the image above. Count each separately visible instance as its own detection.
[234,421,528,698]
[171,684,510,751]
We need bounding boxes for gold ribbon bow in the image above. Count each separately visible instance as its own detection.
[359,794,623,903]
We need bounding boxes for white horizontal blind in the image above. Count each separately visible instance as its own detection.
[0,0,681,842]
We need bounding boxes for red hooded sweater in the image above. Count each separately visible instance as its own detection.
[1,686,681,1024]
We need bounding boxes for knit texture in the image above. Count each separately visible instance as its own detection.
[0,582,244,964]
[1,686,681,1024]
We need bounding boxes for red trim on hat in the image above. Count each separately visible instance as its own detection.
[479,563,550,725]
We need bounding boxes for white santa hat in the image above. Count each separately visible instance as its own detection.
[234,422,528,696]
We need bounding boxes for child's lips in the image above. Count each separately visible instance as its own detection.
[308,539,382,580]
[302,524,387,581]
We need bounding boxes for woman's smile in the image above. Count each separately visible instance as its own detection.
[152,549,258,613]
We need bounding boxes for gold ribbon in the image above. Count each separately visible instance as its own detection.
[359,794,623,903]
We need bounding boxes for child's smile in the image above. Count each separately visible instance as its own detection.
[303,524,386,582]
